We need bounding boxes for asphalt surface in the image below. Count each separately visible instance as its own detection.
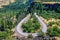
[15,13,47,37]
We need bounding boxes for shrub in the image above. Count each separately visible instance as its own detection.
[47,26,60,37]
[48,22,55,26]
[57,6,60,13]
[22,15,41,33]
[28,34,33,38]
[37,31,44,37]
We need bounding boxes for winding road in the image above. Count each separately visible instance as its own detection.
[15,13,47,37]
[34,13,47,33]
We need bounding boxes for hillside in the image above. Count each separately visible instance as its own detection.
[0,0,60,40]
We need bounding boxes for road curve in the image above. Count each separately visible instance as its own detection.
[15,14,31,37]
[34,13,47,33]
[15,13,47,37]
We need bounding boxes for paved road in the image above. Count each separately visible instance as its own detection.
[15,14,31,37]
[34,13,47,33]
[15,13,47,37]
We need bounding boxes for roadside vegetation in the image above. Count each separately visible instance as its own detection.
[22,15,41,33]
[29,2,60,38]
[0,9,27,40]
[39,10,60,19]
[0,0,28,40]
[47,26,60,37]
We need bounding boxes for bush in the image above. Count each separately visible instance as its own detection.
[28,34,33,38]
[48,22,55,26]
[57,6,60,13]
[37,31,44,37]
[47,26,60,37]
[22,15,41,33]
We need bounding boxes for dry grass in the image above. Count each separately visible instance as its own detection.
[40,16,60,27]
[34,0,60,4]
[55,37,60,40]
[42,2,60,4]
[0,0,15,8]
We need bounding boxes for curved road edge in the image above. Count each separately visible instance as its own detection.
[34,13,47,33]
[15,13,48,37]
